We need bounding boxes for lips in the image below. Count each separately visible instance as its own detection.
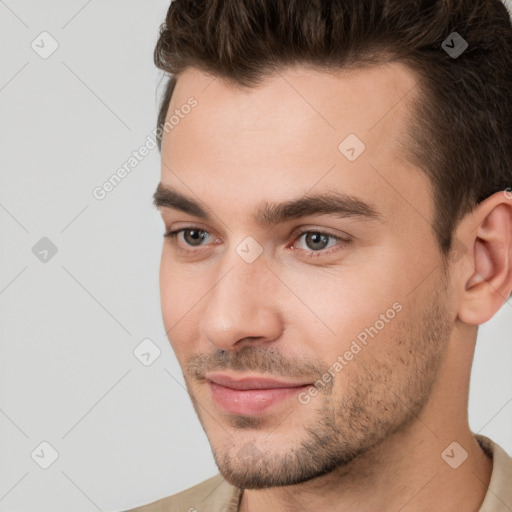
[205,372,312,415]
[206,373,310,390]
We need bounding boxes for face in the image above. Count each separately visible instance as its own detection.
[156,63,455,489]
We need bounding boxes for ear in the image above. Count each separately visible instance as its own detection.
[456,190,512,325]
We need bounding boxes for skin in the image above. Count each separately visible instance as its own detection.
[156,63,512,511]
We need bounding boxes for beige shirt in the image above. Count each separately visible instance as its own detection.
[126,434,512,512]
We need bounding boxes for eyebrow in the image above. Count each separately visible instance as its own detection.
[152,183,384,226]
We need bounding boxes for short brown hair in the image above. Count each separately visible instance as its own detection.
[153,0,512,261]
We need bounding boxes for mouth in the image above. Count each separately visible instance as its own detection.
[205,372,313,415]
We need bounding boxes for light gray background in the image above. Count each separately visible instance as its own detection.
[1,1,511,511]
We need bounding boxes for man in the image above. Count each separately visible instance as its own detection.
[128,0,512,510]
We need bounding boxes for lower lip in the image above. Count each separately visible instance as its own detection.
[208,382,310,415]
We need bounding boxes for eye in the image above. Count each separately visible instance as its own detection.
[291,230,350,258]
[165,228,210,246]
[163,227,350,258]
[295,231,337,251]
[163,228,218,255]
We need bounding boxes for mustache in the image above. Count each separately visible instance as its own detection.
[185,345,327,381]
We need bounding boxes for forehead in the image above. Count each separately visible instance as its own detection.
[165,61,419,149]
[160,62,432,231]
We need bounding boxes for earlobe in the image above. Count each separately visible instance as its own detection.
[457,195,512,326]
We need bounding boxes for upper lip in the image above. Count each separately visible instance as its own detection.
[205,373,311,390]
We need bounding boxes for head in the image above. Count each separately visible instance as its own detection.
[152,0,512,489]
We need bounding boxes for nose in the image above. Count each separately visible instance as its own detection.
[199,252,283,351]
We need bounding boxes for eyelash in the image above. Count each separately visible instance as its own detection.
[163,227,350,259]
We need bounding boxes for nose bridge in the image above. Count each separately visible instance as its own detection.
[199,246,282,349]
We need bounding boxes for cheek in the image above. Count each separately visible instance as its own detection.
[159,254,200,351]
[280,264,401,345]
[159,253,174,321]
